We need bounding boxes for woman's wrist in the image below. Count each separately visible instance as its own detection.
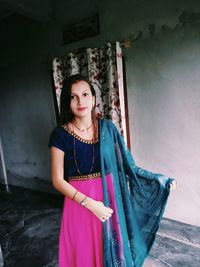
[70,189,94,209]
[71,189,78,200]
[72,190,87,203]
[82,197,94,209]
[80,196,88,206]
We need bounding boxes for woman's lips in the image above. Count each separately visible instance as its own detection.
[77,107,87,111]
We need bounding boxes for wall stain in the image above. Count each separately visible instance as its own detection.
[148,24,156,37]
[128,9,200,45]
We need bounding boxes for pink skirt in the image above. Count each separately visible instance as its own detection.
[59,173,115,267]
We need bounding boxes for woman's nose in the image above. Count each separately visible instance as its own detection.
[77,97,84,106]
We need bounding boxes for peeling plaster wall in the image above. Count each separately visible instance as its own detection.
[0,0,200,225]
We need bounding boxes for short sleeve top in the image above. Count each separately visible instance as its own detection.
[48,126,101,179]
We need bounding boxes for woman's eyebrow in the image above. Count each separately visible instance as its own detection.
[71,90,90,95]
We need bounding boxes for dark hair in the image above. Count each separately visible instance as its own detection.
[59,74,96,126]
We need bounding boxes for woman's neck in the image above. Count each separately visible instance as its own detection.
[73,116,93,129]
[69,115,98,140]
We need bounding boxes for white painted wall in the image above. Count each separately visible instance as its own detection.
[126,30,200,226]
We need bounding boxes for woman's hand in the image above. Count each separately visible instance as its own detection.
[169,179,177,190]
[86,199,113,222]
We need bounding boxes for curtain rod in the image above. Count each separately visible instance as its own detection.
[120,39,132,48]
[67,40,132,54]
[119,31,143,48]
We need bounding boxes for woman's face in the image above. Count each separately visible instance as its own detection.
[70,80,95,119]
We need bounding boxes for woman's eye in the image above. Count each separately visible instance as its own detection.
[83,93,89,97]
[71,95,76,100]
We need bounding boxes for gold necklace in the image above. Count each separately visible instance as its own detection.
[72,120,93,132]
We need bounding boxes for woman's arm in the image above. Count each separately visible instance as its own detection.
[50,146,113,221]
[50,146,86,203]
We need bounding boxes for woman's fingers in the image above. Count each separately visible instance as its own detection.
[90,200,114,222]
[170,180,178,190]
[101,216,110,222]
[101,209,113,222]
[107,207,114,213]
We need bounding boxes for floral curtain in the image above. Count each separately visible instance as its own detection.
[52,42,127,142]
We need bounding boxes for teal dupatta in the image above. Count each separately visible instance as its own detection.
[99,119,174,267]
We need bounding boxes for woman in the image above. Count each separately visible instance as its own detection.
[48,74,176,267]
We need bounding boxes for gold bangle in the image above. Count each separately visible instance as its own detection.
[71,190,78,200]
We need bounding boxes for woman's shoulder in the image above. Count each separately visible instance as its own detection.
[50,125,65,136]
[49,125,73,141]
[48,125,70,151]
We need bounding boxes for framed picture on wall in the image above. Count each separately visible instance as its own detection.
[62,14,100,45]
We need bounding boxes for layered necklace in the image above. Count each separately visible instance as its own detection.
[72,120,96,175]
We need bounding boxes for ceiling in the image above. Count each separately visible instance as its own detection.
[0,0,53,22]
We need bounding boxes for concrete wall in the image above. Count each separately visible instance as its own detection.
[126,22,200,227]
[0,14,57,192]
[0,0,200,226]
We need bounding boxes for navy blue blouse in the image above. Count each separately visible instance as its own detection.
[48,126,101,179]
